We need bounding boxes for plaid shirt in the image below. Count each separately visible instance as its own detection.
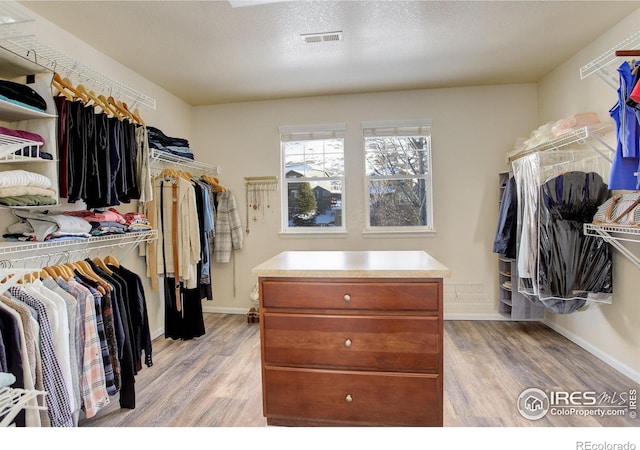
[213,190,243,263]
[59,278,110,419]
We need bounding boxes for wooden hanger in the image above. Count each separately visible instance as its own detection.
[51,73,73,101]
[105,255,120,268]
[133,107,145,126]
[108,96,134,120]
[92,256,113,275]
[202,175,227,192]
[43,266,61,278]
[60,75,87,102]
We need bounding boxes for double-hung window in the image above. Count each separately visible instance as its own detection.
[280,123,346,233]
[362,120,433,232]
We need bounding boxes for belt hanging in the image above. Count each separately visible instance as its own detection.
[171,182,181,312]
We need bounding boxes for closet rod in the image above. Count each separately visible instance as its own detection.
[615,50,640,57]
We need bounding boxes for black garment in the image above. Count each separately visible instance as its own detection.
[54,96,70,198]
[95,267,137,409]
[118,120,140,203]
[493,175,518,259]
[107,116,123,206]
[0,307,26,426]
[107,264,153,370]
[67,100,86,203]
[164,277,205,341]
[0,79,47,111]
[85,109,112,209]
[537,171,612,313]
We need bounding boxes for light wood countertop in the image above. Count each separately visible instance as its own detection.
[251,250,451,278]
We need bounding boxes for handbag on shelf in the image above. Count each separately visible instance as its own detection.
[592,193,640,227]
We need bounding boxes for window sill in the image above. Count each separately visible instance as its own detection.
[279,231,349,238]
[362,228,437,238]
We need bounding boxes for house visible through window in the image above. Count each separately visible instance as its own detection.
[280,123,345,233]
[362,120,433,232]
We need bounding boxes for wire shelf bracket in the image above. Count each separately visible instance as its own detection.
[584,223,640,269]
[579,30,640,89]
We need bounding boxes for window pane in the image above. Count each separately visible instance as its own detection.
[368,178,428,227]
[284,138,344,177]
[286,180,343,228]
[365,136,429,176]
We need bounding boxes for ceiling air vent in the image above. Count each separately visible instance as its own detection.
[301,31,343,44]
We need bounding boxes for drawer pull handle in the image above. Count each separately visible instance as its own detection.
[343,294,351,302]
[345,394,353,403]
[344,338,352,348]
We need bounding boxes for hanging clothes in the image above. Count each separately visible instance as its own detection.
[536,171,612,313]
[149,173,203,340]
[493,175,518,259]
[0,259,153,426]
[609,60,640,190]
[53,94,151,207]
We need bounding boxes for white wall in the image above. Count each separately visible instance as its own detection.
[191,85,538,315]
[537,9,640,382]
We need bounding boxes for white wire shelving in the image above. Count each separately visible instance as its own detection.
[508,124,614,163]
[150,148,219,176]
[579,30,640,89]
[584,224,640,269]
[0,229,157,269]
[0,386,48,427]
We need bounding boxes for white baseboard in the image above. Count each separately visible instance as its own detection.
[444,312,508,321]
[150,327,164,340]
[542,318,640,385]
[202,305,250,315]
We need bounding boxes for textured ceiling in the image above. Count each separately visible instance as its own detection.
[18,1,640,106]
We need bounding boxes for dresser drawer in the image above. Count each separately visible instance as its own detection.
[263,366,442,426]
[261,279,440,311]
[263,313,440,372]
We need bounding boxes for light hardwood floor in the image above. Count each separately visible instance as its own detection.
[81,314,639,427]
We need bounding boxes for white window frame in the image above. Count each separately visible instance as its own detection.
[279,123,347,235]
[362,119,434,234]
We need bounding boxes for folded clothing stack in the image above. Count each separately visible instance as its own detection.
[0,79,47,112]
[147,125,194,160]
[0,170,57,207]
[0,126,54,160]
[4,209,92,242]
[64,207,151,235]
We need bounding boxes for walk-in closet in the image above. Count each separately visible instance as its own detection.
[0,1,639,446]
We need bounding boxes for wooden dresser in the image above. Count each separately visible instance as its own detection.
[252,250,451,427]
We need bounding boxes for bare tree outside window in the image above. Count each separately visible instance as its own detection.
[364,122,433,231]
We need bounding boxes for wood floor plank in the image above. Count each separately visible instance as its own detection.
[80,315,638,427]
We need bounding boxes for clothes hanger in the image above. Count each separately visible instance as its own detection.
[92,256,113,275]
[98,94,123,119]
[108,96,133,120]
[51,73,74,101]
[133,107,146,126]
[43,266,59,279]
[61,76,88,102]
[104,255,120,268]
[202,175,227,192]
